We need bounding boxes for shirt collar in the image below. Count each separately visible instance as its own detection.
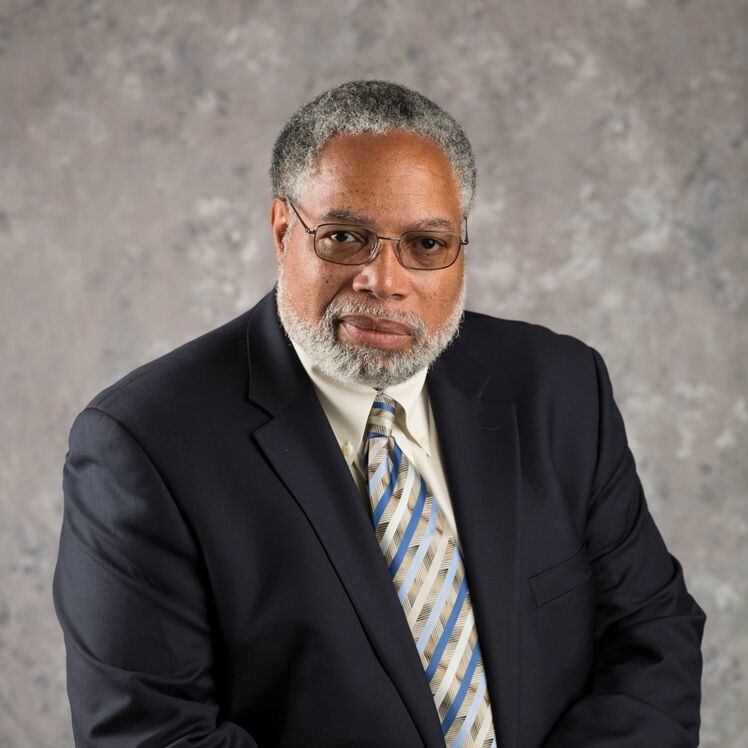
[290,338,432,464]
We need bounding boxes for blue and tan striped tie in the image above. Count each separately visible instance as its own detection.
[364,393,497,748]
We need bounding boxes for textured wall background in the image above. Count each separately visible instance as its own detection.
[1,1,745,746]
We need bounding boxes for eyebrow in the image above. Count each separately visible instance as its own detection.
[319,209,456,232]
[320,209,374,224]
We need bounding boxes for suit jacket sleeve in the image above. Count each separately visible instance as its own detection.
[53,406,259,747]
[541,348,706,748]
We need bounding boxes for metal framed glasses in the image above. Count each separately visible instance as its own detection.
[286,200,468,271]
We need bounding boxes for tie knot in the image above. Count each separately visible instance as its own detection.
[367,392,397,438]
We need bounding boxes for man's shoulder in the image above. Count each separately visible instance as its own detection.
[445,309,599,401]
[83,307,254,425]
[459,309,592,364]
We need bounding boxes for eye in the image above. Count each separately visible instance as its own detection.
[329,230,359,243]
[317,226,369,246]
[414,234,448,251]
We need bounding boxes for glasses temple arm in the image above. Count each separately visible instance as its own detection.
[286,199,315,236]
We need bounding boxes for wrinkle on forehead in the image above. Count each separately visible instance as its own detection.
[297,130,463,231]
[319,208,455,234]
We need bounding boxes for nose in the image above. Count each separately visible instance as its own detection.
[351,239,411,300]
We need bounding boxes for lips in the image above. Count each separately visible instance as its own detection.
[337,314,414,350]
[337,314,413,336]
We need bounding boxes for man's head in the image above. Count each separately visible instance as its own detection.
[270,80,477,216]
[269,80,475,389]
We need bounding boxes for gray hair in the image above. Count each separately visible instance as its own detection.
[270,80,477,215]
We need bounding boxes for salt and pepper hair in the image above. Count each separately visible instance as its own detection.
[270,80,477,216]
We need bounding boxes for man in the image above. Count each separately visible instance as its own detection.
[53,80,705,748]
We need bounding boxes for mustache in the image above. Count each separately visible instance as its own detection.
[322,299,428,337]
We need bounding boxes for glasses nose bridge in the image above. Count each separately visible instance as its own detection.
[368,232,404,266]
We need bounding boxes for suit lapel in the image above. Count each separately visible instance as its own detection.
[246,293,446,747]
[428,355,522,748]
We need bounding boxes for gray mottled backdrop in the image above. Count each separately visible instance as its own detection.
[1,1,745,746]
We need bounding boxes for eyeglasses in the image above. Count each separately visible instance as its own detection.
[286,200,468,271]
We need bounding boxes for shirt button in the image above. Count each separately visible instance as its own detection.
[342,441,354,458]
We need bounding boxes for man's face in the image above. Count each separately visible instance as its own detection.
[271,129,466,389]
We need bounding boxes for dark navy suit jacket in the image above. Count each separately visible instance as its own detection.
[53,290,705,747]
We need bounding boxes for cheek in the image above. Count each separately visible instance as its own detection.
[308,266,350,301]
[417,273,464,327]
[285,254,355,313]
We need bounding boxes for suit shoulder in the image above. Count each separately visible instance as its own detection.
[84,309,252,421]
[460,309,593,366]
[452,310,602,414]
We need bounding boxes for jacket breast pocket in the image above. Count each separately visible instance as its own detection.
[528,544,592,607]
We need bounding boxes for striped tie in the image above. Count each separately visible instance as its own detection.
[364,393,497,748]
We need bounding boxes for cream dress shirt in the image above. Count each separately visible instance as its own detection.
[290,340,462,548]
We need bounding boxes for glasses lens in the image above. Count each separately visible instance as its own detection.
[315,224,376,264]
[400,232,460,269]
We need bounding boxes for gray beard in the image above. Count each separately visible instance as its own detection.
[276,273,465,390]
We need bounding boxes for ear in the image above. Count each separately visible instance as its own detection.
[270,197,291,264]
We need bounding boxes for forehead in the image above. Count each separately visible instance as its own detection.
[300,130,461,220]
